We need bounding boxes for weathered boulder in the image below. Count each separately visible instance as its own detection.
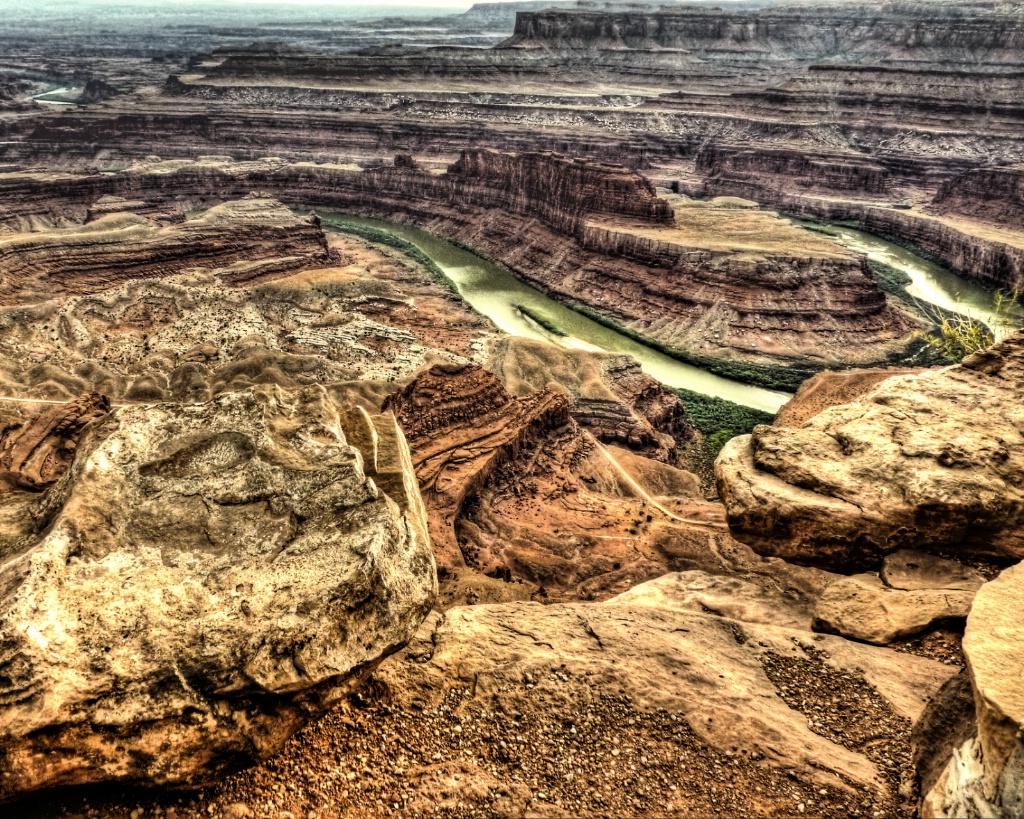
[813,573,976,645]
[0,385,436,801]
[881,550,985,593]
[922,561,1024,818]
[716,333,1024,566]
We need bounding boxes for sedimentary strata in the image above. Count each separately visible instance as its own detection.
[383,362,571,572]
[0,150,912,368]
[0,385,436,801]
[716,331,1024,566]
[931,165,1024,227]
[0,196,334,304]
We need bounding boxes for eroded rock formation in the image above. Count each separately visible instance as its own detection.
[0,151,916,369]
[922,562,1024,818]
[383,362,571,572]
[716,332,1024,567]
[0,394,110,492]
[371,572,956,816]
[0,385,436,801]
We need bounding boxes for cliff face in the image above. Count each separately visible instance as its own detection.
[449,148,674,231]
[0,196,334,303]
[931,166,1024,227]
[503,8,1024,61]
[701,175,1024,294]
[383,363,571,573]
[697,145,892,198]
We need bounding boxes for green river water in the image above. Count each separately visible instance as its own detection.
[325,214,1017,414]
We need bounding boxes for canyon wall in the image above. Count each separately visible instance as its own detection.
[700,166,1024,293]
[932,166,1024,227]
[0,151,913,368]
[503,7,1024,61]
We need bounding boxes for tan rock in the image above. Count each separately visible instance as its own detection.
[376,573,955,802]
[881,549,985,593]
[775,368,923,427]
[813,573,975,645]
[921,562,1024,817]
[717,332,1024,566]
[0,385,436,800]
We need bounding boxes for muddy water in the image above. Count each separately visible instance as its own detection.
[816,223,1022,340]
[325,215,792,413]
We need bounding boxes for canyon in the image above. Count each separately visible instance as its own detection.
[0,2,1022,818]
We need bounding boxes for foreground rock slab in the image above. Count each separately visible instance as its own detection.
[813,573,976,645]
[369,574,954,816]
[717,333,1024,566]
[922,561,1024,818]
[0,385,436,801]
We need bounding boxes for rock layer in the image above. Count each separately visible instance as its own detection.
[0,152,914,368]
[0,195,335,304]
[0,385,436,801]
[0,394,110,492]
[716,332,1024,566]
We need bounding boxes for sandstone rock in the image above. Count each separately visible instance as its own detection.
[881,550,985,593]
[923,562,1024,818]
[813,574,975,645]
[0,393,110,492]
[0,195,335,305]
[383,362,570,570]
[912,671,977,812]
[775,368,923,427]
[488,337,694,462]
[375,573,955,807]
[0,385,436,800]
[717,332,1024,566]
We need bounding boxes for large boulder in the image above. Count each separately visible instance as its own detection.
[0,386,435,801]
[813,573,976,645]
[921,561,1024,818]
[716,333,1024,567]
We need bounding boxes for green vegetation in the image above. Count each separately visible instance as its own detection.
[916,289,1020,363]
[515,304,568,337]
[320,217,460,295]
[868,260,913,300]
[671,387,774,457]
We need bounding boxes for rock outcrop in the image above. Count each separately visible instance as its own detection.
[0,385,436,801]
[0,152,916,369]
[931,166,1024,227]
[383,363,571,572]
[371,572,956,816]
[0,196,334,304]
[921,562,1024,818]
[774,367,924,428]
[812,551,984,646]
[716,332,1024,567]
[0,394,110,492]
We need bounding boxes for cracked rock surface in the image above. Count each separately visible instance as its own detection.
[716,332,1024,566]
[0,384,436,801]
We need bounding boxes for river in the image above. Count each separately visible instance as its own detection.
[808,223,1021,339]
[323,214,1014,414]
[325,215,792,413]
